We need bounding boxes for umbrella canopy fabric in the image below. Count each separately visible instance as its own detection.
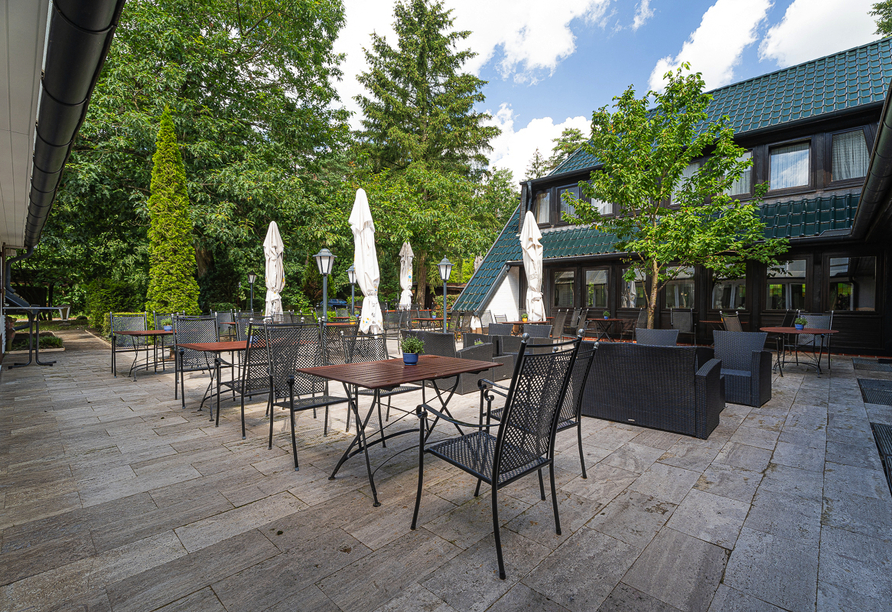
[349,188,383,334]
[398,242,414,310]
[520,211,546,322]
[263,221,285,320]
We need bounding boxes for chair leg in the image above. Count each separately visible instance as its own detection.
[323,406,329,436]
[376,392,386,449]
[411,410,426,530]
[537,469,546,501]
[288,377,299,470]
[474,479,483,497]
[268,390,276,451]
[549,463,562,536]
[577,422,587,479]
[492,486,506,580]
[240,392,247,440]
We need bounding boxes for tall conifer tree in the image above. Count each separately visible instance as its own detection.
[145,108,201,317]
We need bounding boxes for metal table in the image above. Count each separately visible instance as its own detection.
[115,329,173,380]
[587,318,623,341]
[760,327,838,375]
[298,355,496,506]
[176,340,249,430]
[4,306,67,368]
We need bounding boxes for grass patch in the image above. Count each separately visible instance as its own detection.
[11,335,64,351]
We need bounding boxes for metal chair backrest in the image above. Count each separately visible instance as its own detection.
[635,328,679,346]
[721,311,743,332]
[795,313,832,348]
[494,335,581,478]
[237,321,272,395]
[323,323,353,366]
[714,331,767,371]
[417,331,457,358]
[671,308,694,333]
[264,322,326,399]
[494,314,508,323]
[550,310,568,338]
[383,311,401,331]
[488,323,514,336]
[214,310,235,338]
[556,341,597,429]
[153,311,174,331]
[567,308,582,330]
[780,310,796,327]
[110,312,148,348]
[345,333,391,363]
[336,308,349,318]
[523,323,552,338]
[174,315,218,370]
[234,315,254,341]
[480,311,494,329]
[635,309,648,330]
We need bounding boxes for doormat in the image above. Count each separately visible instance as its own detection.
[870,423,892,495]
[854,358,892,372]
[857,378,892,406]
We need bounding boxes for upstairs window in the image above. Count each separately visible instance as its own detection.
[533,191,550,224]
[590,199,614,215]
[832,130,869,181]
[726,151,753,196]
[557,186,578,220]
[671,161,701,203]
[770,142,809,190]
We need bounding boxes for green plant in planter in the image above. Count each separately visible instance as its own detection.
[401,336,425,355]
[474,340,484,346]
[794,317,808,327]
[603,310,611,318]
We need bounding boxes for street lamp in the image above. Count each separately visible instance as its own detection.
[347,264,356,317]
[438,258,453,333]
[314,248,336,323]
[247,273,256,313]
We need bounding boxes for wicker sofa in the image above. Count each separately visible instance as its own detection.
[582,342,724,439]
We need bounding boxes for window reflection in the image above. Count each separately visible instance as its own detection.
[553,271,575,307]
[585,269,608,308]
[621,268,646,308]
[829,256,876,311]
[711,266,746,310]
[766,259,806,310]
[665,266,695,309]
[534,192,550,224]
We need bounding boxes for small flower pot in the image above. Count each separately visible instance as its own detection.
[163,325,173,332]
[795,324,804,330]
[403,352,419,365]
[603,315,609,319]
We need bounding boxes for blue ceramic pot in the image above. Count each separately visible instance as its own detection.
[163,325,173,331]
[403,352,419,365]
[795,324,804,330]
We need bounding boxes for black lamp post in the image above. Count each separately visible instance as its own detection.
[438,258,453,334]
[247,273,256,312]
[314,248,335,323]
[347,265,356,316]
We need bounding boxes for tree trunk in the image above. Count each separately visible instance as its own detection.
[647,259,660,329]
[415,251,428,308]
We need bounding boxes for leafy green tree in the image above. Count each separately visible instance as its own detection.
[354,0,502,301]
[872,1,892,34]
[145,108,201,317]
[525,148,549,180]
[569,65,788,328]
[546,127,588,173]
[49,0,348,309]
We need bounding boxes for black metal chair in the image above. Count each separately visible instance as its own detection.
[523,323,552,338]
[793,311,834,371]
[479,310,494,332]
[219,321,270,437]
[411,334,583,579]
[346,334,419,430]
[109,312,147,376]
[550,310,568,339]
[713,331,772,407]
[494,314,508,323]
[265,323,351,470]
[635,328,679,346]
[720,311,743,332]
[153,311,176,372]
[215,310,235,339]
[671,308,697,345]
[173,315,219,407]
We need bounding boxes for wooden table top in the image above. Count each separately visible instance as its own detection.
[116,329,173,336]
[760,327,838,335]
[504,320,550,325]
[588,318,623,323]
[297,355,496,389]
[176,340,249,352]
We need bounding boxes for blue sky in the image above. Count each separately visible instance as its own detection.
[335,0,879,181]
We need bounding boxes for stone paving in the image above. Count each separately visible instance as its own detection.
[1,329,891,611]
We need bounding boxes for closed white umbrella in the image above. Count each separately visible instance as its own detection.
[398,242,414,310]
[349,188,383,334]
[520,211,546,322]
[263,221,285,320]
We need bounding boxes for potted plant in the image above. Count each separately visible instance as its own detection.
[794,316,808,331]
[521,313,528,322]
[160,317,173,332]
[401,336,424,365]
[603,310,610,319]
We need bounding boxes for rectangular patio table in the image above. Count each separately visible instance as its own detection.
[587,318,623,342]
[176,340,249,430]
[759,327,838,376]
[298,355,496,506]
[4,306,68,368]
[116,329,173,380]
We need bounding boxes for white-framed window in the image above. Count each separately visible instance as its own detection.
[671,161,701,203]
[664,266,695,309]
[590,198,613,215]
[726,151,753,196]
[766,259,807,310]
[769,142,809,190]
[585,269,609,308]
[557,186,578,220]
[534,191,550,224]
[832,130,869,181]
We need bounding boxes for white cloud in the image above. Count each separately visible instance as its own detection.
[632,0,654,31]
[485,105,590,182]
[759,0,876,68]
[648,0,771,91]
[334,1,611,127]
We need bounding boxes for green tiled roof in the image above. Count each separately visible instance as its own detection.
[551,38,892,177]
[455,193,860,312]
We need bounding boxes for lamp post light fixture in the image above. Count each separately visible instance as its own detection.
[247,273,256,313]
[347,264,356,317]
[314,248,336,323]
[438,257,453,333]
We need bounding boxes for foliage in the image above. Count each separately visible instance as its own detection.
[794,317,808,326]
[85,278,145,335]
[525,148,549,180]
[872,1,892,34]
[432,293,458,316]
[47,0,349,310]
[569,65,788,328]
[603,310,611,317]
[355,0,499,176]
[145,108,202,317]
[11,335,63,351]
[401,335,425,354]
[546,127,589,173]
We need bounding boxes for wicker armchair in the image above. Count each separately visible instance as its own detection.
[635,328,679,346]
[713,331,772,407]
[582,342,724,439]
[411,335,583,579]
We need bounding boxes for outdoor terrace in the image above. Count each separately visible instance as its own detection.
[0,329,890,611]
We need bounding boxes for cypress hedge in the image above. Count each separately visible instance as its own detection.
[145,108,201,319]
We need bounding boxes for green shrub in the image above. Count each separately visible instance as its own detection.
[85,278,145,336]
[210,302,236,313]
[12,335,63,351]
[401,336,425,354]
